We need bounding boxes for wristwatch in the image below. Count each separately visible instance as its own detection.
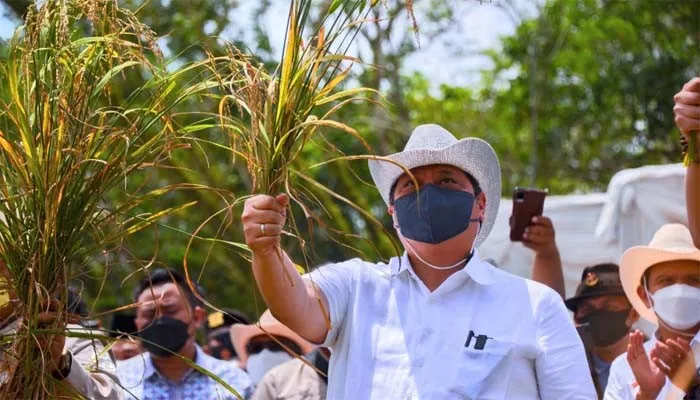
[51,351,72,381]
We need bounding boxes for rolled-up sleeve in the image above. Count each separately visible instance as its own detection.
[64,330,124,400]
[304,259,360,348]
[535,290,597,399]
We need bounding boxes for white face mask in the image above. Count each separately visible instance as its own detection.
[649,283,700,331]
[246,349,293,385]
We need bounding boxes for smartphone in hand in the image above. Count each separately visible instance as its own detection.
[509,187,547,241]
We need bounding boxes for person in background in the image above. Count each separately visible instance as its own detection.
[0,261,123,399]
[117,268,251,399]
[524,215,566,298]
[604,224,700,400]
[231,309,314,388]
[66,287,101,330]
[674,77,700,247]
[565,263,639,397]
[252,347,329,400]
[486,215,565,298]
[205,308,251,362]
[241,124,596,398]
[108,312,140,361]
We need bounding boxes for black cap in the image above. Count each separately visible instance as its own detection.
[109,312,137,338]
[67,288,89,318]
[564,263,626,312]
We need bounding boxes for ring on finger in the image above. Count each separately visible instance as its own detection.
[260,223,266,236]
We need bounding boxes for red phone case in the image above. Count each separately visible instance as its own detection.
[509,188,547,242]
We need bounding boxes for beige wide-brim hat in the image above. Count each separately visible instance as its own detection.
[619,223,700,325]
[368,124,502,247]
[230,309,314,367]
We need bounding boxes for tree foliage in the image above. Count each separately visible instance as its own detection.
[483,0,700,193]
[0,0,698,319]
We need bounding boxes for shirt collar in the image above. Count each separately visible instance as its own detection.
[392,248,494,286]
[691,329,700,346]
[144,344,209,381]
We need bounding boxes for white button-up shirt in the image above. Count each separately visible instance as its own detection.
[604,330,700,400]
[305,249,596,399]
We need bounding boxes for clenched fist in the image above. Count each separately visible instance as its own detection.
[242,194,289,255]
[674,77,700,137]
[522,216,558,257]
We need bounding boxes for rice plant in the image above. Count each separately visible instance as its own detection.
[204,0,417,271]
[0,0,197,397]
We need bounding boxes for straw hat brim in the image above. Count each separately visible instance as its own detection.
[230,322,315,366]
[619,246,700,325]
[368,137,501,247]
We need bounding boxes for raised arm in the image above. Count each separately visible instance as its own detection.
[242,194,330,344]
[674,77,700,247]
[522,216,565,299]
[686,164,700,248]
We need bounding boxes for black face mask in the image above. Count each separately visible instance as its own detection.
[209,332,236,361]
[578,309,630,347]
[138,316,190,358]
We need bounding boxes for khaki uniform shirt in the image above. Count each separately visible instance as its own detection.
[252,357,327,400]
[1,321,123,399]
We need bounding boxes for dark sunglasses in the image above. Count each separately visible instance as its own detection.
[246,336,302,356]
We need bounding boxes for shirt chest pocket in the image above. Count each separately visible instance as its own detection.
[447,339,515,399]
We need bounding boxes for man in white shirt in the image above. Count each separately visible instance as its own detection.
[604,224,700,400]
[241,124,596,399]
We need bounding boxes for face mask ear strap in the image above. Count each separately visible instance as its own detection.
[470,218,483,234]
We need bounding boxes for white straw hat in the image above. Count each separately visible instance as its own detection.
[368,124,501,247]
[619,223,700,325]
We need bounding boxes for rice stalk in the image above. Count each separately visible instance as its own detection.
[194,0,419,320]
[211,0,390,196]
[0,0,196,397]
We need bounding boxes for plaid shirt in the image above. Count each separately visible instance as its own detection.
[117,345,251,400]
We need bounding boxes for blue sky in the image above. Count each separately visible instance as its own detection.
[0,1,529,87]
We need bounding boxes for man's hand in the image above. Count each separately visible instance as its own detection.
[242,194,289,256]
[674,77,700,137]
[525,215,565,297]
[37,309,66,374]
[627,330,665,400]
[522,216,557,257]
[650,337,698,392]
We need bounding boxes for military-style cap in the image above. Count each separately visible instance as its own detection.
[564,263,625,312]
[108,312,137,338]
[206,308,251,335]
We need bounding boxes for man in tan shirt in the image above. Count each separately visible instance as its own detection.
[0,261,123,399]
[252,347,329,400]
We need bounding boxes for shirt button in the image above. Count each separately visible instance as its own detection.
[415,359,424,368]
